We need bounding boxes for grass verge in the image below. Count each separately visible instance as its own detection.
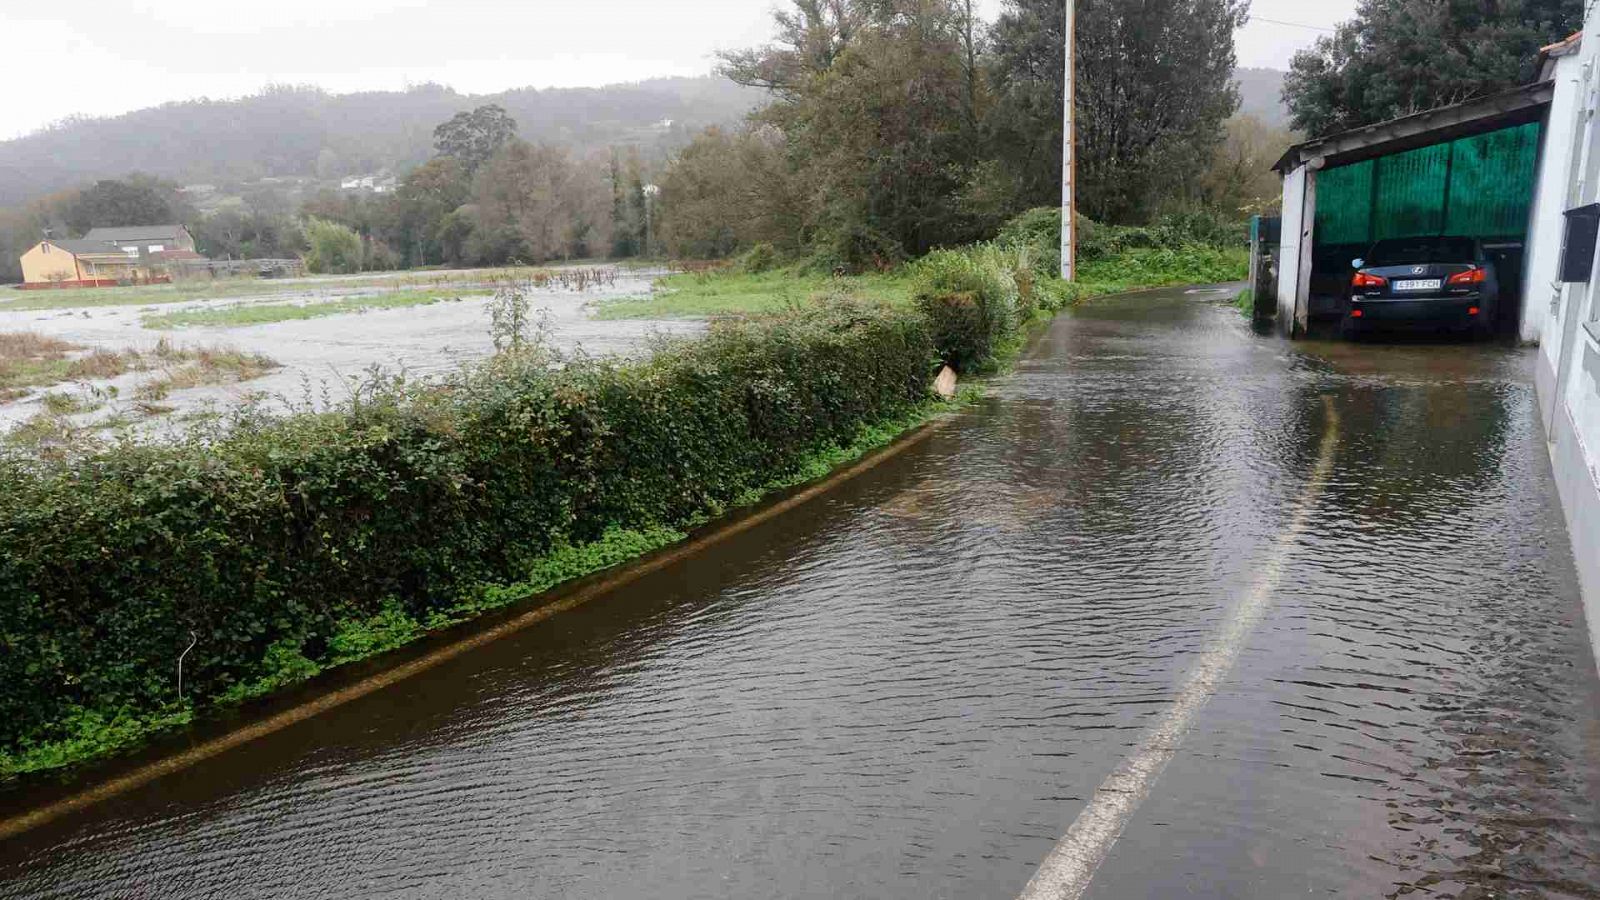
[595,269,914,319]
[141,290,492,329]
[1,265,615,312]
[597,247,1246,320]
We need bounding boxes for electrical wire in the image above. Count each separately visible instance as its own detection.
[1248,15,1336,33]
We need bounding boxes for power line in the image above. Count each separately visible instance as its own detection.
[1247,15,1336,33]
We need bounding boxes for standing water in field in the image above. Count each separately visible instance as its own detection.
[0,266,701,437]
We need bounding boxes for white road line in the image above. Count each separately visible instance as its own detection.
[1019,397,1341,900]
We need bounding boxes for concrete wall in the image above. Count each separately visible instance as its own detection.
[1276,166,1309,333]
[1533,26,1600,662]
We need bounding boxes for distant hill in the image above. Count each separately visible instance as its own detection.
[0,68,1292,210]
[1235,68,1291,128]
[0,77,764,208]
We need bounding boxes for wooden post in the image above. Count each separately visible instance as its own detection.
[1060,0,1076,282]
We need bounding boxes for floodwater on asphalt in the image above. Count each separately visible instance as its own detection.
[3,285,1598,898]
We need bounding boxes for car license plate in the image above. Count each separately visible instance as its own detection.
[1394,279,1442,291]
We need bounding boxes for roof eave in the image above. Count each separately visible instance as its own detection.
[1273,80,1556,174]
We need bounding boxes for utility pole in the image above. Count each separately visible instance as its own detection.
[1060,0,1077,282]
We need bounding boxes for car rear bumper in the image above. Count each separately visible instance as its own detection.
[1349,295,1487,328]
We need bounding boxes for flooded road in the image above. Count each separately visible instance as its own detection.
[3,285,1599,898]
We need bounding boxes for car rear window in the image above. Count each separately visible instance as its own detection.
[1365,237,1478,266]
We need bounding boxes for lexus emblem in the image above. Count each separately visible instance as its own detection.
[1412,266,1426,275]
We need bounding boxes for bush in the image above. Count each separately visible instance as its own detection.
[0,303,940,771]
[911,247,1020,373]
[1078,245,1249,286]
[303,218,363,274]
[996,207,1064,276]
[804,224,906,275]
[737,242,782,274]
[1148,209,1248,249]
[997,207,1249,271]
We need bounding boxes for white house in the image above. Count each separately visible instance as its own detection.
[1524,26,1600,649]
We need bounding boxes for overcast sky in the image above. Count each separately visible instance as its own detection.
[2,0,1359,141]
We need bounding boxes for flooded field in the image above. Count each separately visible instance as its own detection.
[2,285,1596,898]
[0,267,699,438]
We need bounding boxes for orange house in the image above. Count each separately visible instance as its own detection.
[17,225,198,289]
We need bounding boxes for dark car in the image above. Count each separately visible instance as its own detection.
[1344,236,1499,339]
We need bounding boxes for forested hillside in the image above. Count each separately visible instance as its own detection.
[1234,68,1289,128]
[0,77,761,207]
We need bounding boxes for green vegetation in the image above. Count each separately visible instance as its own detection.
[131,347,280,401]
[0,266,595,312]
[1235,289,1255,316]
[659,0,1257,267]
[0,297,948,777]
[39,392,100,416]
[1285,0,1580,137]
[596,270,912,319]
[0,332,90,392]
[2,281,308,311]
[0,333,279,408]
[0,333,182,400]
[141,289,489,329]
[913,246,1028,373]
[602,209,1248,325]
[303,217,364,274]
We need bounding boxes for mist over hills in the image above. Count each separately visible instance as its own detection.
[0,77,764,208]
[1235,68,1289,128]
[0,69,1289,210]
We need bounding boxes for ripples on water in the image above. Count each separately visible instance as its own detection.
[3,291,1597,899]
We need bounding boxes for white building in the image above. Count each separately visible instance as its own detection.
[1526,27,1600,648]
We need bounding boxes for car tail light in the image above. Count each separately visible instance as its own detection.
[1469,307,1481,316]
[1352,271,1387,289]
[1447,267,1486,285]
[1350,309,1364,318]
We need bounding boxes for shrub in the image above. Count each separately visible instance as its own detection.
[1149,209,1249,249]
[997,207,1249,272]
[303,218,363,274]
[1078,245,1249,286]
[737,242,782,274]
[0,302,939,769]
[804,224,905,275]
[911,247,1020,373]
[996,207,1064,276]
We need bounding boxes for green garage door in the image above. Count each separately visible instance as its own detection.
[1315,121,1542,246]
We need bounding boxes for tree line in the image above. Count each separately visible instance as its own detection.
[654,0,1263,268]
[0,103,657,279]
[15,0,1575,281]
[1284,0,1582,138]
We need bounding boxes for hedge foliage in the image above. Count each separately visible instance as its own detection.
[912,246,1026,374]
[997,206,1248,276]
[0,302,938,766]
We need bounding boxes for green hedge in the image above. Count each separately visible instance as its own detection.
[912,246,1024,374]
[996,207,1248,275]
[0,302,938,769]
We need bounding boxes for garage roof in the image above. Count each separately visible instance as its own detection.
[1272,80,1555,174]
